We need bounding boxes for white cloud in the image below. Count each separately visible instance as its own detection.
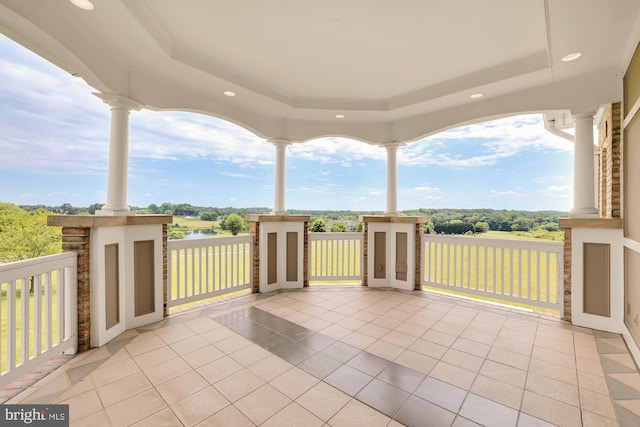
[400,114,574,167]
[488,190,522,198]
[537,185,571,199]
[289,137,384,165]
[219,171,253,178]
[534,175,567,184]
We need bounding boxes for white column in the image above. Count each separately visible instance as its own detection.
[383,142,404,217]
[570,113,599,218]
[94,94,142,216]
[271,139,291,215]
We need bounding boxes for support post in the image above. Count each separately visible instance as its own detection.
[570,113,599,218]
[94,93,142,216]
[383,142,404,217]
[271,139,291,216]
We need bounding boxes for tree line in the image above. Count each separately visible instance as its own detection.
[11,201,567,247]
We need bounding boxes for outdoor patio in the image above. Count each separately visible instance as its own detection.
[4,286,638,426]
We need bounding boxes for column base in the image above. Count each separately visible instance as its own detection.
[569,207,599,218]
[96,208,136,216]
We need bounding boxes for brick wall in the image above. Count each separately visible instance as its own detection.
[598,103,622,218]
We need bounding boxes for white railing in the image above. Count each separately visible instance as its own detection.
[0,252,77,386]
[309,232,363,282]
[168,236,253,307]
[422,235,563,313]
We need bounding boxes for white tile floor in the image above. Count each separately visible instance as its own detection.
[7,286,640,426]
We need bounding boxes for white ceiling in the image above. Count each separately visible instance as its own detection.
[1,0,639,143]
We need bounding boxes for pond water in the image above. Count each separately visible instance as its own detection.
[183,230,216,239]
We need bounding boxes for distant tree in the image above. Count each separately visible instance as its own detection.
[309,218,327,232]
[200,212,217,221]
[330,221,347,232]
[539,221,559,232]
[87,203,104,214]
[0,205,61,262]
[167,229,185,240]
[424,220,435,234]
[224,213,246,235]
[59,203,77,214]
[353,222,363,232]
[511,216,535,232]
[435,219,473,235]
[474,221,490,233]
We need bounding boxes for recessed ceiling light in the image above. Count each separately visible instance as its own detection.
[561,52,582,62]
[470,93,483,99]
[335,114,345,119]
[224,91,236,97]
[70,0,94,10]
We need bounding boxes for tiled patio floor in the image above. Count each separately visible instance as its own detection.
[6,286,640,426]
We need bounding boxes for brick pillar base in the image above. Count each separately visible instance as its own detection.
[163,224,168,317]
[362,221,369,287]
[415,223,424,290]
[249,220,260,293]
[303,221,309,287]
[61,227,91,352]
[563,228,572,322]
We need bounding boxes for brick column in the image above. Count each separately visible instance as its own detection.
[162,224,168,317]
[414,223,424,291]
[303,221,309,287]
[362,221,369,287]
[249,220,260,293]
[563,227,572,322]
[611,103,621,218]
[60,227,91,352]
[597,103,622,219]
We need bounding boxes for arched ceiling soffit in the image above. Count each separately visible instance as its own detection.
[0,0,638,144]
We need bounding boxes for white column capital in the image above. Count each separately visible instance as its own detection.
[571,112,596,122]
[380,141,406,151]
[269,138,293,148]
[94,92,143,111]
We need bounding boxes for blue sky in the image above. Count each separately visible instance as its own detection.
[0,34,574,212]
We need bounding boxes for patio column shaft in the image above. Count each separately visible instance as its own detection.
[95,94,142,216]
[384,143,401,217]
[570,113,599,218]
[271,139,290,215]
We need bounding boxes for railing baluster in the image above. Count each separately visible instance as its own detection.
[45,272,52,351]
[8,280,16,371]
[420,235,562,313]
[0,253,77,385]
[34,274,42,356]
[21,278,29,364]
[56,269,64,346]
